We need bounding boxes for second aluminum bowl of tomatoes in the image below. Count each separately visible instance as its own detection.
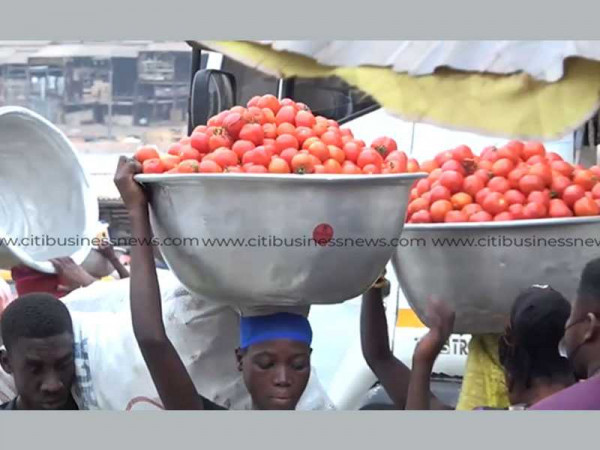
[135,172,425,307]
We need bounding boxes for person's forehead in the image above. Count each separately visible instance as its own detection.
[13,333,74,359]
[249,339,310,356]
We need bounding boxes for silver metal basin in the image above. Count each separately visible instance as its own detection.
[393,217,600,334]
[136,172,424,307]
[0,107,98,273]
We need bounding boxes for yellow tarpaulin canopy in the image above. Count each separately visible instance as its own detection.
[195,40,600,141]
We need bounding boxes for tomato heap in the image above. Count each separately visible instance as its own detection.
[407,141,600,223]
[134,95,419,176]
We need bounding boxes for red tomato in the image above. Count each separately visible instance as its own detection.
[482,192,508,215]
[574,197,599,216]
[494,212,514,222]
[508,166,529,189]
[497,145,521,163]
[177,159,199,173]
[491,158,515,178]
[232,140,256,160]
[277,123,296,136]
[474,169,493,183]
[415,179,431,196]
[239,124,264,146]
[222,113,247,140]
[430,200,453,223]
[469,211,493,222]
[302,137,321,151]
[207,111,228,127]
[167,143,182,157]
[275,106,297,126]
[142,158,165,174]
[313,165,326,174]
[451,193,473,210]
[295,127,317,146]
[308,141,330,163]
[421,160,439,173]
[439,170,464,194]
[190,133,210,153]
[462,203,483,217]
[452,145,474,161]
[357,149,384,169]
[445,210,469,223]
[435,150,455,167]
[528,190,550,207]
[371,136,397,158]
[480,146,500,163]
[519,174,545,195]
[322,159,342,174]
[384,160,405,173]
[409,210,432,223]
[321,131,343,148]
[224,166,243,173]
[529,163,552,186]
[549,199,573,218]
[478,160,493,171]
[429,168,443,184]
[476,187,492,205]
[313,122,328,136]
[430,185,452,202]
[592,183,600,199]
[590,165,600,178]
[488,176,511,194]
[247,96,261,108]
[180,145,203,161]
[550,175,571,197]
[268,157,291,174]
[341,161,363,175]
[463,175,486,197]
[546,152,563,162]
[198,160,222,173]
[291,153,316,174]
[508,203,525,220]
[193,125,208,134]
[340,128,353,138]
[386,151,408,172]
[212,148,239,168]
[343,141,362,163]
[562,184,586,208]
[160,154,181,171]
[362,164,382,174]
[263,123,277,139]
[407,159,420,173]
[279,148,299,167]
[242,148,270,167]
[245,164,269,174]
[504,189,526,205]
[441,159,467,176]
[573,169,597,191]
[526,155,546,166]
[261,109,276,124]
[522,141,546,160]
[257,94,281,114]
[135,146,160,163]
[295,110,316,128]
[523,202,547,219]
[328,146,346,164]
[208,133,233,151]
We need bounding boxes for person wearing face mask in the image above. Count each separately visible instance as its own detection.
[530,258,600,410]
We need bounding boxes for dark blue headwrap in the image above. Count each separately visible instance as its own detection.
[239,312,313,350]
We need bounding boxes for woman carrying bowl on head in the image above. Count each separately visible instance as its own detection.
[115,156,351,410]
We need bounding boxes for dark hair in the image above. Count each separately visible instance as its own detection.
[499,286,573,389]
[1,293,73,350]
[577,258,600,306]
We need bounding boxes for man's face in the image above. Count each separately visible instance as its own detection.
[237,339,311,410]
[0,332,75,410]
[562,299,598,379]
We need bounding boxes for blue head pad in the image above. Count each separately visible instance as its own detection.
[239,312,313,350]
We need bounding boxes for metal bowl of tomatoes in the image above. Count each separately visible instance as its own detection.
[135,172,425,307]
[392,216,600,334]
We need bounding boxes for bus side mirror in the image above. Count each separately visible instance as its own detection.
[189,69,237,134]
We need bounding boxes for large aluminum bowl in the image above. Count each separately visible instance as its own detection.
[393,217,600,334]
[0,107,98,273]
[135,172,425,307]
